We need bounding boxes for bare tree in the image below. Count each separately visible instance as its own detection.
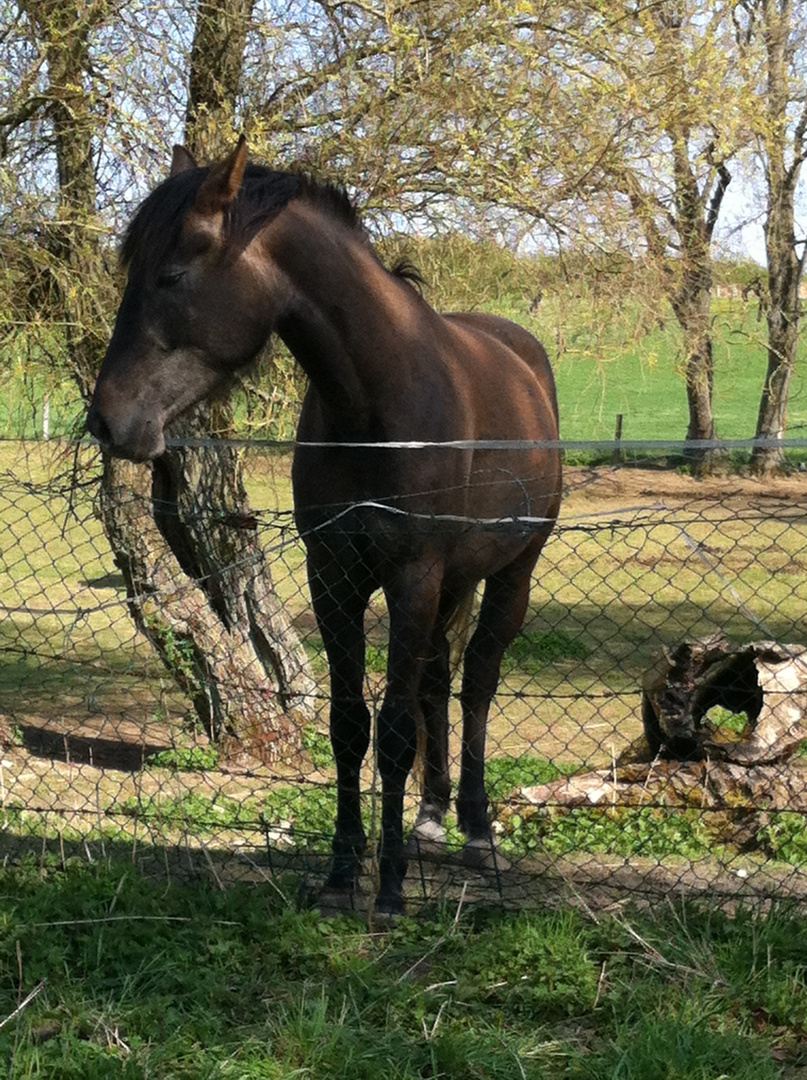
[531,1,740,473]
[106,0,317,757]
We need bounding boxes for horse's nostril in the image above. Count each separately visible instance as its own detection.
[86,406,111,446]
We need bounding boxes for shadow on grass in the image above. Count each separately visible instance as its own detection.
[17,723,171,772]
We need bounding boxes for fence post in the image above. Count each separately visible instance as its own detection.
[612,413,623,465]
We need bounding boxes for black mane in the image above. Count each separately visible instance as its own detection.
[120,163,366,274]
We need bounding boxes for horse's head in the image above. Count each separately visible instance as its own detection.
[87,138,290,461]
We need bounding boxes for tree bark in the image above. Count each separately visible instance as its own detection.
[99,458,312,759]
[670,272,717,472]
[665,118,727,475]
[186,0,254,160]
[20,0,114,401]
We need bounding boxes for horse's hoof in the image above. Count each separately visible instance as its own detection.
[407,818,447,856]
[373,896,406,922]
[315,887,364,917]
[462,838,512,872]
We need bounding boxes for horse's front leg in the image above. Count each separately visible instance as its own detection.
[376,556,444,916]
[307,550,373,904]
[408,623,451,853]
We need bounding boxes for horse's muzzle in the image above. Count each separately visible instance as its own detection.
[86,399,166,462]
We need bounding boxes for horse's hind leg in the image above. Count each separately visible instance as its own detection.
[376,557,444,915]
[410,589,473,853]
[456,545,543,856]
[409,622,451,853]
[307,549,374,902]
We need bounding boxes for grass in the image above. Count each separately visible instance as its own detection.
[537,299,800,445]
[0,859,806,1078]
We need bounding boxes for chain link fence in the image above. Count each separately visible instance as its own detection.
[3,437,807,912]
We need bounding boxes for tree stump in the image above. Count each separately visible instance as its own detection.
[640,637,807,764]
[514,640,807,859]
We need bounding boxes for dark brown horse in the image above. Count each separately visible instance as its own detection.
[87,138,562,915]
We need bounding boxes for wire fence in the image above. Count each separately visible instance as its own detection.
[3,437,807,913]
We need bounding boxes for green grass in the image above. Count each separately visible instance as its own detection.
[537,300,796,445]
[503,630,590,675]
[0,859,805,1078]
[486,754,580,801]
[144,746,222,772]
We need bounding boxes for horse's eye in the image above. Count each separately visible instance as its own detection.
[157,268,186,289]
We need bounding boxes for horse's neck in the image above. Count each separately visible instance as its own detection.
[272,205,422,436]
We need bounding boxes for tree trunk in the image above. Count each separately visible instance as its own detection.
[749,0,805,476]
[186,0,254,160]
[681,298,718,474]
[21,0,113,400]
[670,268,719,475]
[626,96,729,477]
[26,0,316,756]
[751,287,800,475]
[99,457,312,760]
[152,404,316,723]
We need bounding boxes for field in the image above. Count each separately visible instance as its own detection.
[3,441,807,900]
[3,244,806,448]
[3,257,807,1077]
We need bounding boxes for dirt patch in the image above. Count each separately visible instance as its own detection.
[565,465,807,512]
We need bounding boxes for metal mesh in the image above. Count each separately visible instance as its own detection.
[2,438,807,912]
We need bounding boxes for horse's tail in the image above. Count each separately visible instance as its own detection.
[448,588,476,679]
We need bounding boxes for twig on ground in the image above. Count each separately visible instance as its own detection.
[453,881,468,930]
[29,915,241,928]
[200,841,225,890]
[594,960,608,1007]
[0,980,45,1031]
[422,999,449,1041]
[615,914,709,979]
[398,935,447,983]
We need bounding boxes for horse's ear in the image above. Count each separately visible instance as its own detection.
[193,135,248,216]
[170,145,198,177]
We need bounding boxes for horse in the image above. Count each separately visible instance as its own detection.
[87,138,562,915]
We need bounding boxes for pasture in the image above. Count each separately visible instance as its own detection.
[3,244,805,450]
[3,440,807,904]
[3,248,807,1076]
